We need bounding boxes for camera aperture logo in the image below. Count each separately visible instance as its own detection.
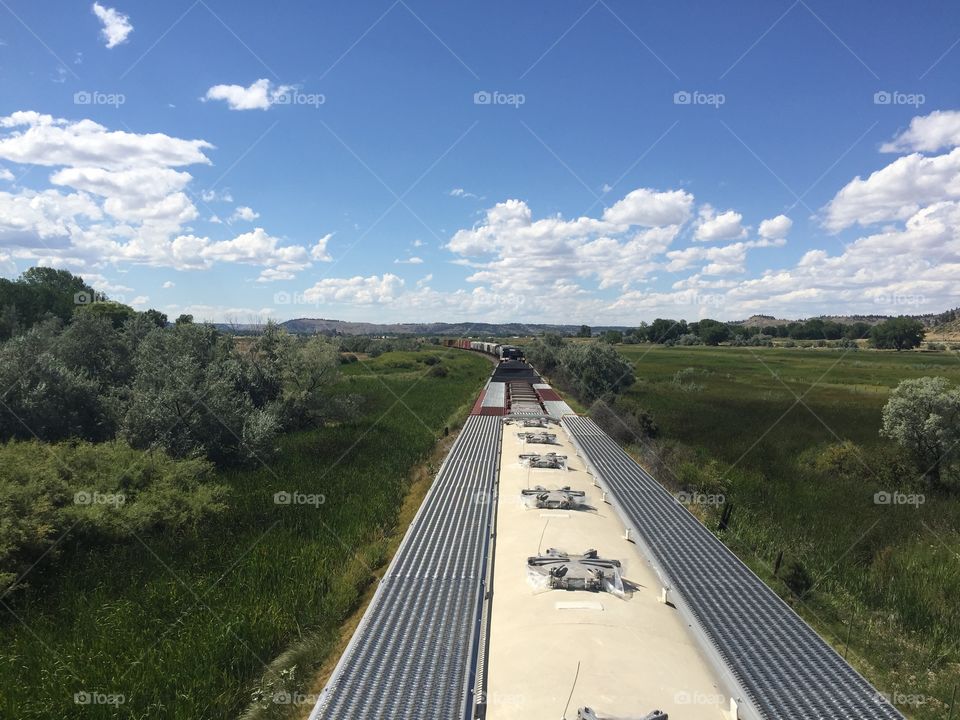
[674,90,725,108]
[274,89,325,109]
[74,290,122,306]
[872,292,926,308]
[675,690,726,706]
[272,291,323,308]
[270,691,318,705]
[74,691,125,706]
[74,490,126,507]
[474,90,525,108]
[876,690,928,707]
[676,491,725,506]
[874,90,925,108]
[274,490,325,507]
[74,90,125,108]
[874,490,924,508]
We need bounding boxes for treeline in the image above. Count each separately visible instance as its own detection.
[338,334,427,356]
[0,267,97,338]
[0,312,347,464]
[0,268,355,462]
[592,316,927,350]
[929,307,959,326]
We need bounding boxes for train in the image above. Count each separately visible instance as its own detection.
[445,338,525,362]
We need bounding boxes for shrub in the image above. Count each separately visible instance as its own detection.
[0,440,226,595]
[881,376,960,486]
[675,333,703,346]
[589,399,658,444]
[428,364,448,377]
[812,440,865,479]
[782,560,814,596]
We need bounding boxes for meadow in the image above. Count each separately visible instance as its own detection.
[0,347,491,720]
[615,344,960,719]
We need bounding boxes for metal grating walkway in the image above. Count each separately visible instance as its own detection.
[562,415,904,720]
[309,415,501,720]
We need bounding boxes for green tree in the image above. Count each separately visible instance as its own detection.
[175,313,194,325]
[253,328,341,428]
[843,321,872,340]
[0,267,96,333]
[525,334,564,375]
[120,323,279,465]
[280,337,340,424]
[142,309,169,328]
[870,317,925,350]
[0,322,113,442]
[695,319,731,346]
[576,324,592,338]
[649,318,688,343]
[75,301,137,329]
[881,377,960,486]
[559,342,635,400]
[600,330,623,344]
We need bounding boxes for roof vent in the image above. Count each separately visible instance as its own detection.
[517,430,557,444]
[503,416,554,428]
[519,452,567,469]
[521,485,586,510]
[578,709,667,720]
[527,548,623,593]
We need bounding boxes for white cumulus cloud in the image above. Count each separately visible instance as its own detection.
[311,233,333,261]
[823,147,960,231]
[92,3,132,48]
[694,205,747,242]
[758,214,793,240]
[881,110,960,154]
[602,188,694,227]
[203,79,292,111]
[0,111,213,170]
[0,111,321,283]
[303,273,405,305]
[231,205,259,222]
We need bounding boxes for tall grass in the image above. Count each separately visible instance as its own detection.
[616,345,960,719]
[0,348,490,720]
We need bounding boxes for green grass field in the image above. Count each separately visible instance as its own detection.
[0,347,490,720]
[615,344,960,719]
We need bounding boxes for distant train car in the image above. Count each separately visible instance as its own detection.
[453,338,526,363]
[499,345,525,361]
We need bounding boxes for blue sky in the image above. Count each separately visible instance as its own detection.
[1,0,959,323]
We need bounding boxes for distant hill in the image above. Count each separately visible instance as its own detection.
[734,312,956,328]
[212,308,960,338]
[215,318,631,337]
[929,315,960,340]
[281,319,634,336]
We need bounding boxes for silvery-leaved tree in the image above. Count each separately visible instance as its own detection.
[881,376,960,487]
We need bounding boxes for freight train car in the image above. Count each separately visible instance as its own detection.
[454,339,525,362]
